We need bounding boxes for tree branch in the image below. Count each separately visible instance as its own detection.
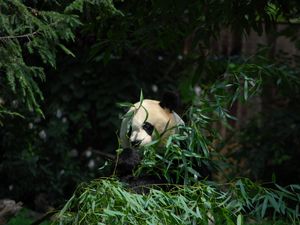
[0,31,38,41]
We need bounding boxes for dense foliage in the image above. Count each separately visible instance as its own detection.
[56,82,298,224]
[0,0,122,206]
[56,178,300,225]
[0,1,300,224]
[230,56,300,184]
[0,0,81,114]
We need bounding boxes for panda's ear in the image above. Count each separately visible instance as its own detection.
[159,91,180,112]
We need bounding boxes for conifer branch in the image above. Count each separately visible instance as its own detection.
[0,31,38,41]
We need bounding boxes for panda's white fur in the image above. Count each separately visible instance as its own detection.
[120,99,184,149]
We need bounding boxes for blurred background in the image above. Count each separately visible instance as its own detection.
[0,0,299,215]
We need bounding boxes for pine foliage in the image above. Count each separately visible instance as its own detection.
[0,0,120,116]
[0,0,80,112]
[0,0,82,114]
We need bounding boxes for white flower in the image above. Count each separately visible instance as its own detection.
[9,185,13,191]
[56,109,62,118]
[62,117,67,123]
[39,130,47,140]
[194,85,201,96]
[85,149,92,158]
[151,84,158,93]
[177,55,183,60]
[88,160,95,169]
[28,123,34,129]
[158,56,163,61]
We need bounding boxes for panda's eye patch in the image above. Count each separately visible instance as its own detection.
[142,122,154,135]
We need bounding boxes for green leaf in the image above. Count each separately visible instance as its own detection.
[116,102,134,108]
[103,208,125,217]
[275,184,294,196]
[261,197,268,218]
[58,44,75,58]
[237,214,243,225]
[139,89,144,104]
[65,0,84,12]
[187,167,201,178]
[268,195,279,212]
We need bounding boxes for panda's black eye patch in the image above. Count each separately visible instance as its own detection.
[142,122,154,135]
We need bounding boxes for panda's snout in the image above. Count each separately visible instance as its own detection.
[131,140,142,147]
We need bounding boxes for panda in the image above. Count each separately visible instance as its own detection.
[117,92,184,176]
[120,92,184,150]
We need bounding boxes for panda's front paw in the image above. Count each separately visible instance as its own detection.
[116,148,141,177]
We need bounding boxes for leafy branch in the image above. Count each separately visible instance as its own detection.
[55,178,300,225]
[0,31,38,40]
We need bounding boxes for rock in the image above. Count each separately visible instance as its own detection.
[0,199,22,225]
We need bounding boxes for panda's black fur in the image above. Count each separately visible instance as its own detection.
[159,91,180,112]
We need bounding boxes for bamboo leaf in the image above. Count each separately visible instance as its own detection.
[261,197,268,218]
[237,214,243,225]
[58,43,75,57]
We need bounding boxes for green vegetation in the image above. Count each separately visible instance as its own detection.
[7,208,50,225]
[56,89,300,225]
[0,0,81,114]
[0,0,300,224]
[56,178,299,225]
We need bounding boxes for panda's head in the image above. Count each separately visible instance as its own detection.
[120,93,184,149]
